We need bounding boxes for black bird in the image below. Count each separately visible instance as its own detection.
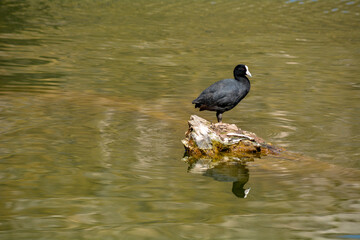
[192,64,252,123]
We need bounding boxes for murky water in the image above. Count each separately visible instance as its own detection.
[1,0,359,239]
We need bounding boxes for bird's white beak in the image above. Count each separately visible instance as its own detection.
[245,65,252,77]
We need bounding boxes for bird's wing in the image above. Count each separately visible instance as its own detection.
[196,79,237,106]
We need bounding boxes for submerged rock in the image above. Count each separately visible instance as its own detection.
[182,115,283,162]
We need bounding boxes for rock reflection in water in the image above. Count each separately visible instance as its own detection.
[186,159,251,198]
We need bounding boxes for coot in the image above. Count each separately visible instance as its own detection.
[192,64,252,123]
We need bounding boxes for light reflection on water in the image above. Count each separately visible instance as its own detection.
[1,91,359,239]
[0,0,359,239]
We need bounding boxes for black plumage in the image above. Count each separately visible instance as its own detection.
[192,64,252,123]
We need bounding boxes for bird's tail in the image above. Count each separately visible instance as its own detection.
[192,99,200,108]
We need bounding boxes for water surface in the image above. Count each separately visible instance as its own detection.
[1,0,359,239]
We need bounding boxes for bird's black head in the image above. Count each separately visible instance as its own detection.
[234,64,252,79]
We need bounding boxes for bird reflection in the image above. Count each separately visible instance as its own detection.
[187,159,251,198]
[232,180,251,198]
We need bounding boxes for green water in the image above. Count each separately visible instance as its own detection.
[1,0,359,239]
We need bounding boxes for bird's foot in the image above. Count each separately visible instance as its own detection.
[213,121,225,127]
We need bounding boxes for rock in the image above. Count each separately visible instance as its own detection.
[182,115,283,162]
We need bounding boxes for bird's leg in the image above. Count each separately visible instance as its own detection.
[216,112,223,123]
